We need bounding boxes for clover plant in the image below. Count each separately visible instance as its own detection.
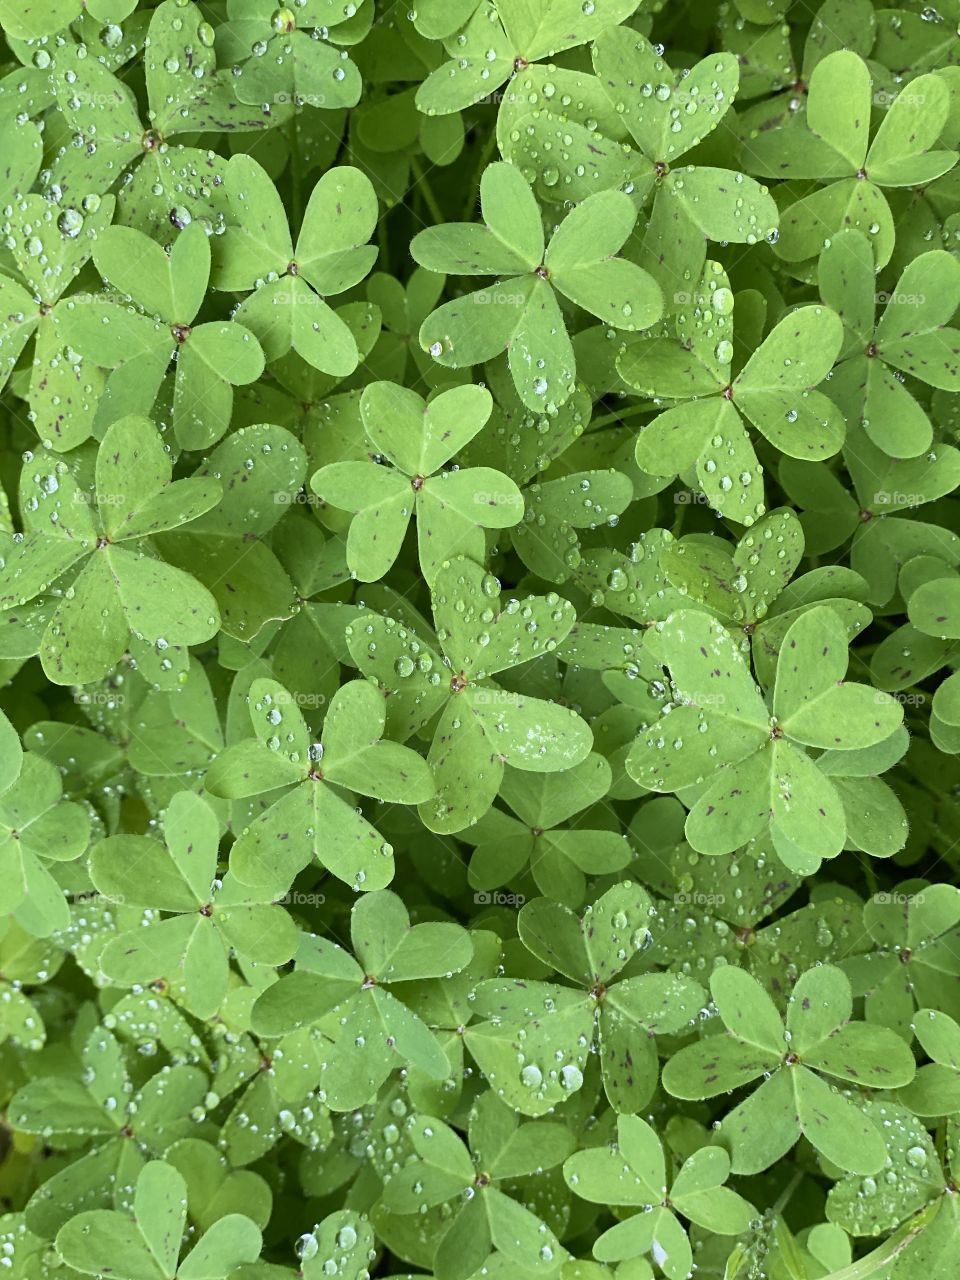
[0,3,959,1279]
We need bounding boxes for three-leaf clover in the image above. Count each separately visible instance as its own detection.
[12,1025,209,1234]
[0,751,91,937]
[465,882,705,1115]
[212,156,379,377]
[379,1093,569,1280]
[0,191,115,451]
[413,162,662,411]
[415,0,641,116]
[224,0,362,111]
[590,30,779,246]
[46,4,265,224]
[621,275,844,524]
[346,556,593,833]
[563,1115,754,1275]
[746,51,957,265]
[59,221,265,449]
[843,885,960,1037]
[89,791,297,1019]
[250,889,473,1111]
[662,965,916,1174]
[627,606,904,872]
[0,415,222,685]
[206,679,434,896]
[461,753,632,909]
[311,381,523,583]
[657,507,806,642]
[55,1160,262,1280]
[819,231,960,459]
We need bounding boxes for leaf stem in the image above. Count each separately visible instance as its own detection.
[772,1168,804,1216]
[591,401,652,430]
[288,116,302,236]
[460,124,499,221]
[410,156,444,227]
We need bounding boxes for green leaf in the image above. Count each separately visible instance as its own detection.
[792,1067,887,1175]
[806,51,873,170]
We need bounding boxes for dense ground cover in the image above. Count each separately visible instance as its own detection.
[1,1,960,1277]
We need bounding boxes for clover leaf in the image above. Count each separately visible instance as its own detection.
[379,1093,569,1280]
[0,191,115,451]
[59,221,265,449]
[225,1,362,111]
[843,885,960,1037]
[46,4,266,225]
[249,889,473,1110]
[212,156,378,377]
[415,0,642,117]
[563,1115,754,1275]
[0,751,91,937]
[511,468,634,584]
[413,162,662,410]
[461,753,631,909]
[900,1010,960,1117]
[347,556,593,833]
[662,964,915,1174]
[627,606,903,872]
[312,380,523,583]
[0,415,222,685]
[745,50,957,265]
[591,31,779,248]
[621,268,844,524]
[465,882,704,1115]
[820,231,960,459]
[55,1159,262,1280]
[206,678,434,895]
[826,1101,945,1237]
[13,1025,208,1234]
[0,921,59,1051]
[89,791,297,1019]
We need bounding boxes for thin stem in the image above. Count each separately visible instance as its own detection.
[288,116,302,236]
[772,1168,804,1216]
[590,401,652,430]
[460,125,499,220]
[410,156,444,226]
